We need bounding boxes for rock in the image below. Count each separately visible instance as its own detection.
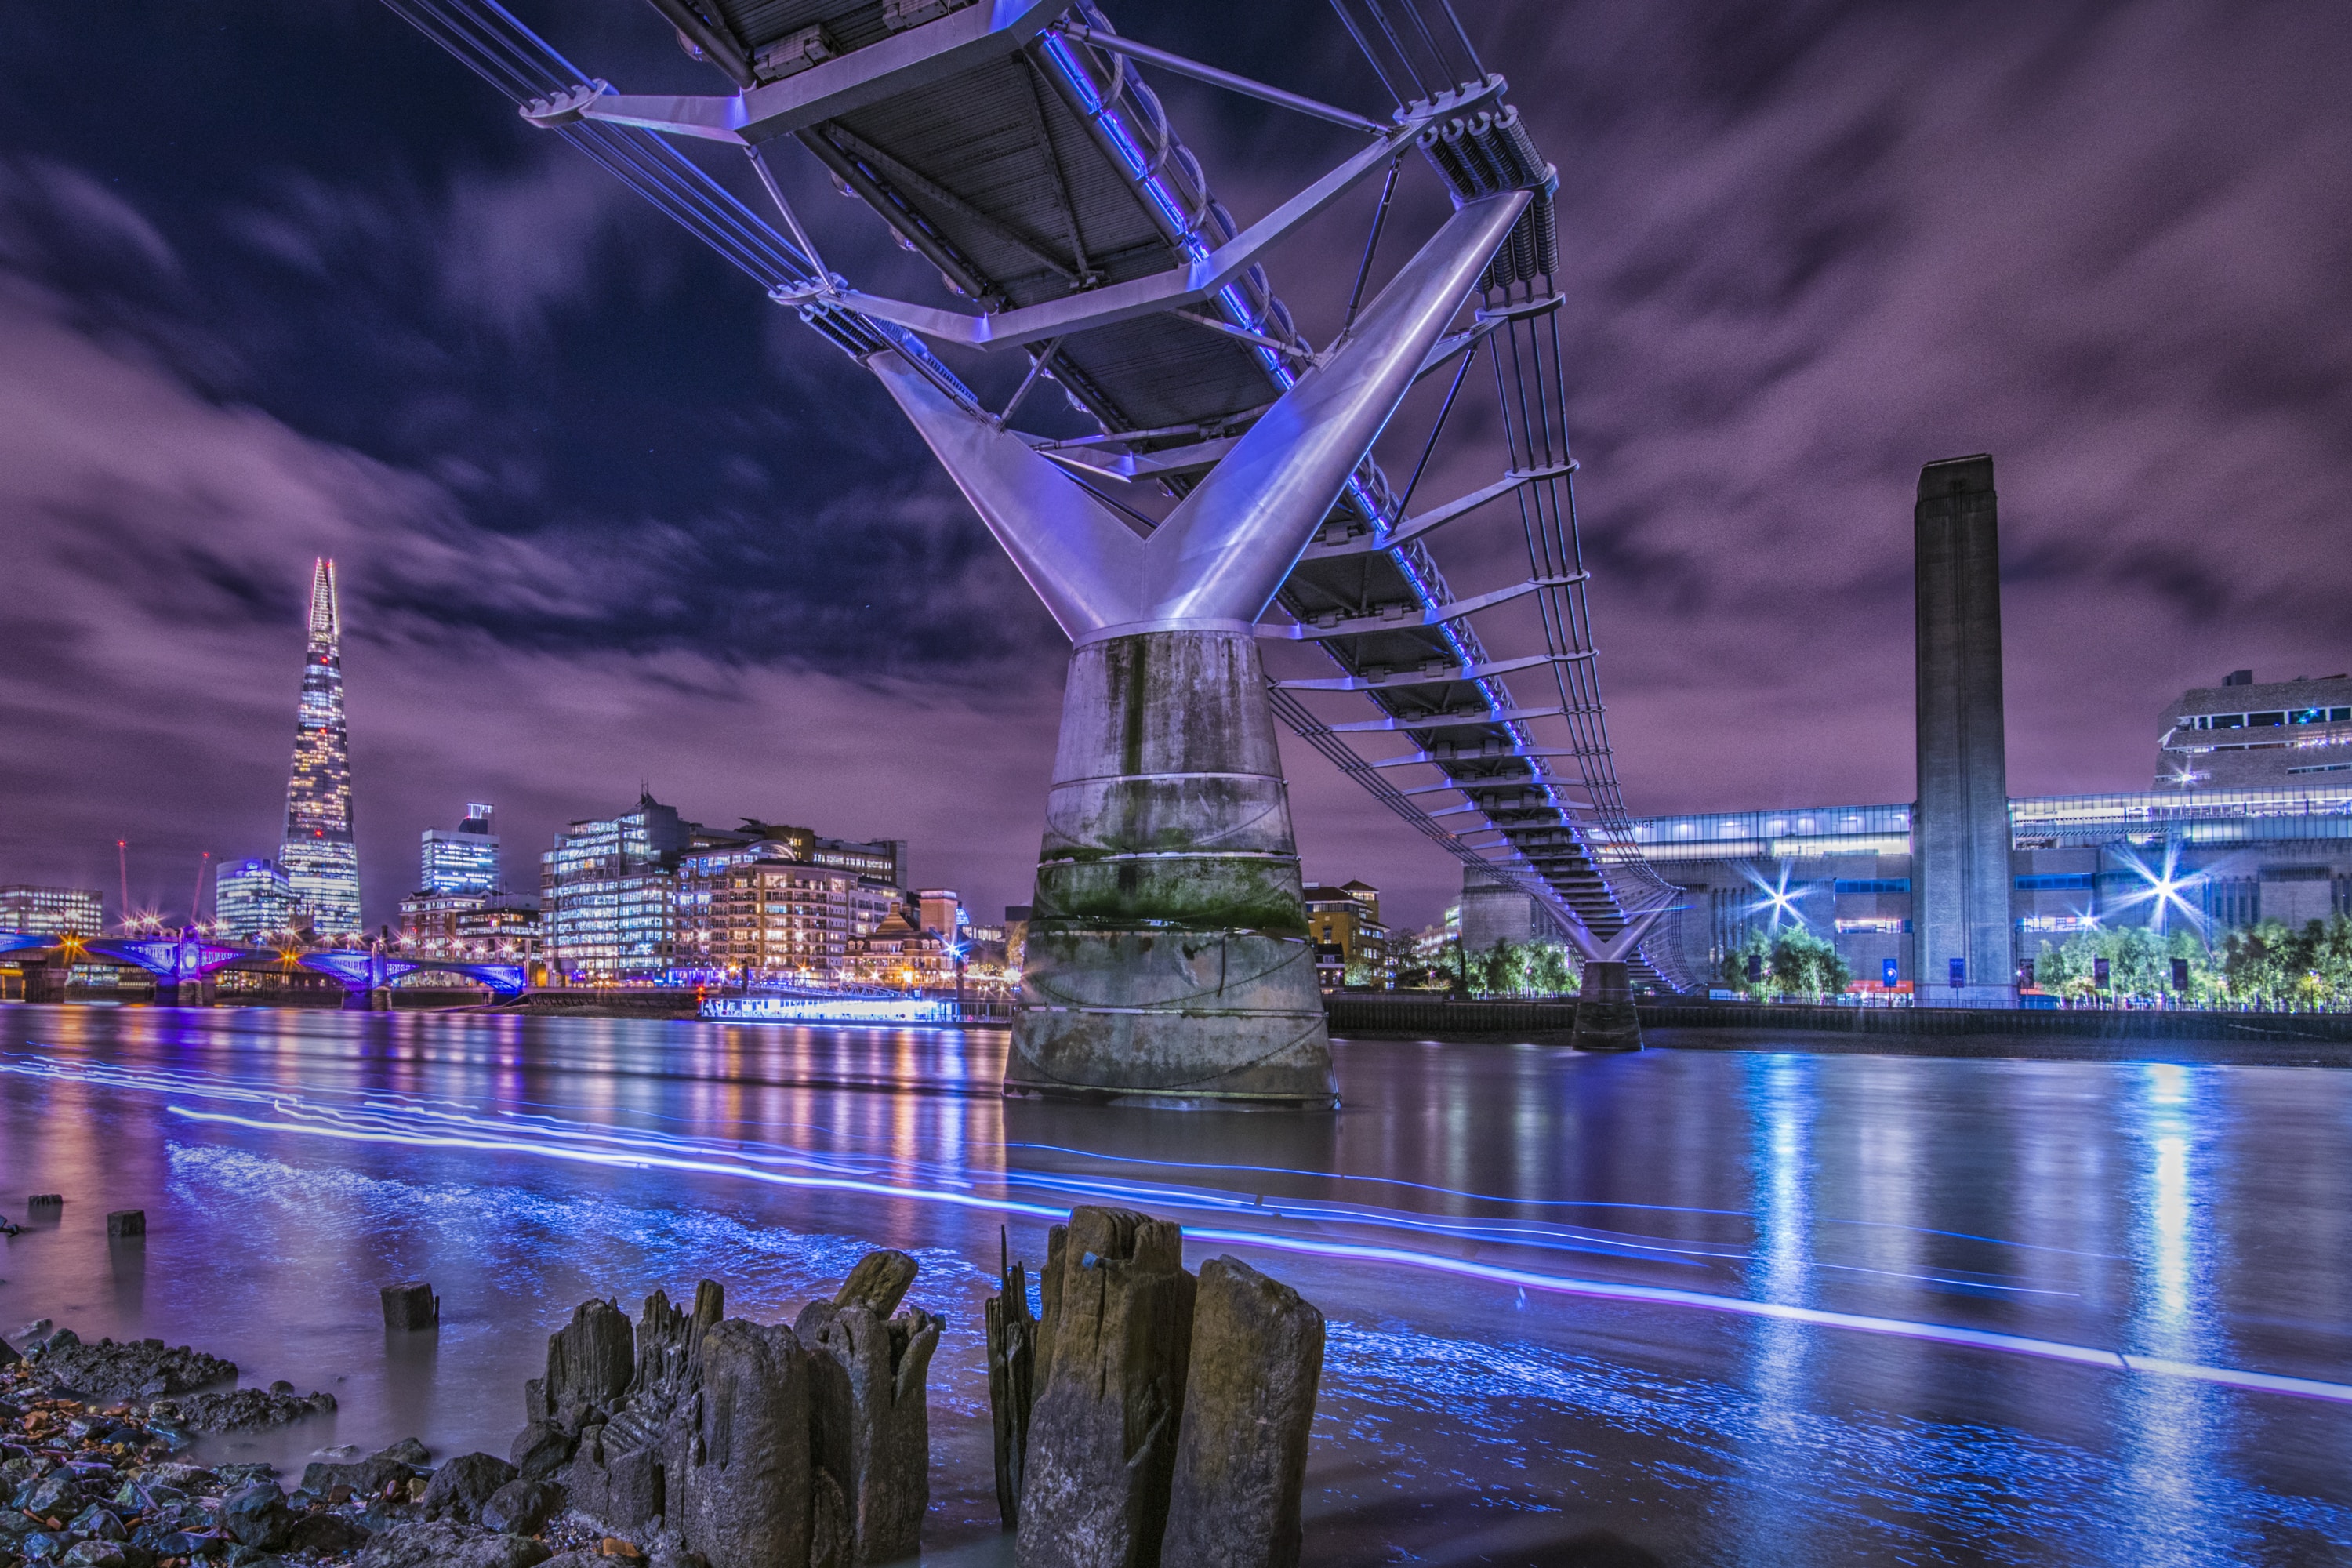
[65,1505,125,1541]
[27,1334,236,1406]
[105,1210,145,1240]
[380,1283,440,1332]
[354,1519,552,1568]
[61,1541,129,1566]
[829,1251,916,1319]
[381,1437,432,1468]
[420,1453,519,1524]
[223,1548,282,1567]
[288,1511,370,1554]
[300,1439,426,1500]
[143,1462,222,1493]
[565,1428,664,1532]
[667,1319,810,1568]
[1161,1256,1326,1568]
[0,1333,17,1368]
[509,1418,576,1481]
[23,1470,83,1519]
[148,1385,336,1434]
[801,1299,938,1567]
[1014,1207,1196,1568]
[220,1482,296,1550]
[482,1478,562,1536]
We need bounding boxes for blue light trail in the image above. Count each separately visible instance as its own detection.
[9,1052,2347,1408]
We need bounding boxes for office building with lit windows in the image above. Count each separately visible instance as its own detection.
[215,860,299,942]
[677,844,857,982]
[541,798,909,982]
[422,803,501,895]
[540,795,695,981]
[0,885,104,937]
[279,557,361,934]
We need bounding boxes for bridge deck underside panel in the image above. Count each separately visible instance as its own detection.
[814,42,1283,430]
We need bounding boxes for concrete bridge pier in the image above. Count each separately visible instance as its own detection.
[154,977,216,1007]
[1570,960,1642,1051]
[1013,628,1330,1108]
[343,985,394,1011]
[24,956,71,1005]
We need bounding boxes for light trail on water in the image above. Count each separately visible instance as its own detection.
[8,1052,2349,1407]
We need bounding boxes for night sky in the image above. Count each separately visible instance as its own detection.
[2,1,2347,932]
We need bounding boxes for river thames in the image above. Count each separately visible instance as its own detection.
[1,1006,2347,1566]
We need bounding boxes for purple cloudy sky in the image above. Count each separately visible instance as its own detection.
[2,0,2347,932]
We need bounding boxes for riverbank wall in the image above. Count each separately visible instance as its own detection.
[1323,993,2352,1065]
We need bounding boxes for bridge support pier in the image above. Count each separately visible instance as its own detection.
[154,978,216,1007]
[1010,628,1333,1109]
[869,190,1528,1109]
[1570,960,1642,1051]
[24,958,71,1005]
[343,985,394,1012]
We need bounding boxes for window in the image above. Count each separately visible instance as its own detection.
[2016,873,2094,891]
[2212,713,2244,729]
[2249,711,2285,727]
[2292,709,2326,724]
[1833,878,1908,895]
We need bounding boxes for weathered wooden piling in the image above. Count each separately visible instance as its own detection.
[1014,1207,1196,1568]
[1161,1256,1325,1568]
[984,1229,1038,1530]
[379,1282,439,1331]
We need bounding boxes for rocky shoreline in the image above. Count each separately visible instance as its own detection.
[5,1206,1329,1568]
[0,1327,662,1568]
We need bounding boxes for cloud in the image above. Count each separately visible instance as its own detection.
[5,0,2352,935]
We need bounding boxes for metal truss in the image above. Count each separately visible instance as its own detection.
[373,0,1696,989]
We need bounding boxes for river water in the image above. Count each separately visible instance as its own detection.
[0,1005,2347,1566]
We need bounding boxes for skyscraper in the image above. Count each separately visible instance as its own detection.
[280,558,361,935]
[215,859,298,942]
[421,803,500,895]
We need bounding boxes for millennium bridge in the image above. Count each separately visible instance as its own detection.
[366,0,1688,1103]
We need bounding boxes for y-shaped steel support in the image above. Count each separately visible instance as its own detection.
[867,191,1529,1108]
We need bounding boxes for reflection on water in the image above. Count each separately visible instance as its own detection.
[1,1007,2349,1566]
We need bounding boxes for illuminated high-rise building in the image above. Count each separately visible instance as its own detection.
[215,859,298,942]
[279,557,361,935]
[422,803,501,895]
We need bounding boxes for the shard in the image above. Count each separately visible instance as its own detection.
[280,557,361,935]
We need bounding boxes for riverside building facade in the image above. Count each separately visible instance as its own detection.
[1305,880,1393,989]
[541,796,912,983]
[0,885,103,937]
[1619,786,2352,994]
